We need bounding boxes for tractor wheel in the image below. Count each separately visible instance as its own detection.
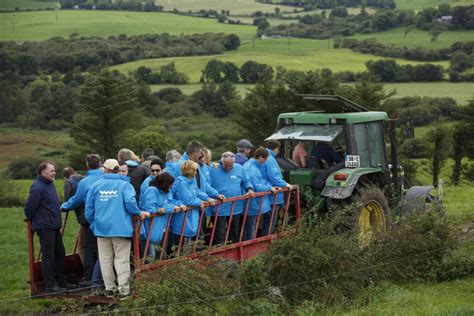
[333,182,390,243]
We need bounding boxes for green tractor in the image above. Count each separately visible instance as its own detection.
[266,95,435,240]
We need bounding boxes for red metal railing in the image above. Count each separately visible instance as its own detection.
[132,186,301,274]
[26,186,301,295]
[26,212,83,296]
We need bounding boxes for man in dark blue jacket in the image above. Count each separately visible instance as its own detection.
[24,162,75,293]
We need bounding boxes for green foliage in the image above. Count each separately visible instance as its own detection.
[0,177,23,207]
[8,156,45,180]
[240,61,274,84]
[128,125,176,160]
[192,81,240,117]
[201,59,240,83]
[70,70,144,160]
[427,124,452,186]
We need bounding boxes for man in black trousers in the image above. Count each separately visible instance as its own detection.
[25,162,76,293]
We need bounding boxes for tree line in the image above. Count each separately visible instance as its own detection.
[0,33,240,75]
[59,0,163,12]
[256,0,396,10]
[260,5,474,40]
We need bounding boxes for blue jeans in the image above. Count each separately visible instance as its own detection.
[92,258,103,287]
[243,215,257,241]
[140,240,155,259]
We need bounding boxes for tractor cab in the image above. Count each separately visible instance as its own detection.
[266,95,393,207]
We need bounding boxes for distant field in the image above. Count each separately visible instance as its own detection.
[353,27,474,49]
[154,0,296,15]
[0,127,69,170]
[0,11,256,42]
[395,0,474,10]
[237,17,298,25]
[385,82,474,104]
[113,37,449,82]
[0,0,58,11]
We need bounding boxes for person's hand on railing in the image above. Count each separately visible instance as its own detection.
[217,194,225,202]
[271,187,280,194]
[140,211,151,220]
[207,198,217,206]
[286,183,295,190]
[157,207,166,215]
[246,189,255,198]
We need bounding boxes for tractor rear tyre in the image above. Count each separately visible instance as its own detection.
[333,182,390,243]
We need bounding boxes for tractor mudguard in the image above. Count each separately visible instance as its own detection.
[400,186,434,215]
[320,168,380,200]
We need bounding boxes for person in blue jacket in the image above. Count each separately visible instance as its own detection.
[168,161,213,253]
[243,147,279,240]
[85,159,150,299]
[24,162,76,293]
[139,172,185,259]
[262,140,294,234]
[163,149,181,176]
[139,158,165,203]
[210,151,254,244]
[61,154,104,287]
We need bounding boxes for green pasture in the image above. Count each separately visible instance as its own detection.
[395,0,474,10]
[385,82,474,104]
[352,27,474,49]
[154,0,296,15]
[237,16,298,25]
[336,277,474,315]
[113,37,449,82]
[0,10,256,42]
[0,0,59,11]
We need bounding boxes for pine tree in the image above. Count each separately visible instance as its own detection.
[70,70,143,163]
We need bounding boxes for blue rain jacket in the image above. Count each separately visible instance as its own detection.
[172,153,219,203]
[164,161,178,176]
[139,186,177,243]
[85,174,141,238]
[139,175,154,204]
[209,162,253,217]
[61,169,104,211]
[170,176,204,237]
[262,149,287,205]
[200,163,211,183]
[243,159,272,216]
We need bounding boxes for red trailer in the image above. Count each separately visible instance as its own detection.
[26,186,301,299]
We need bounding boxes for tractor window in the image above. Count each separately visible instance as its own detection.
[367,122,385,168]
[354,124,370,167]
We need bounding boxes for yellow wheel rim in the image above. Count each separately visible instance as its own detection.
[358,200,386,245]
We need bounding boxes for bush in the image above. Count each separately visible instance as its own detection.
[8,156,44,179]
[0,177,23,207]
[400,138,432,159]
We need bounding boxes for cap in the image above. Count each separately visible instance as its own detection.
[103,159,119,171]
[236,139,254,149]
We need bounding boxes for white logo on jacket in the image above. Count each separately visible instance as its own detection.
[99,190,118,201]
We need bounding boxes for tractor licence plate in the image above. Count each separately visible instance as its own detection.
[345,155,360,168]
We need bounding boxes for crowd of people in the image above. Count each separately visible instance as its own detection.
[24,139,294,298]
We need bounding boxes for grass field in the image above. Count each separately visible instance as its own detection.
[0,127,69,170]
[353,27,474,49]
[395,0,474,10]
[155,0,296,15]
[385,82,474,104]
[0,0,59,11]
[113,36,449,82]
[0,10,256,42]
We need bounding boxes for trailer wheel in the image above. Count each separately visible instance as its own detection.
[333,182,390,244]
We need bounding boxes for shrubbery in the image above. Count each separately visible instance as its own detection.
[0,177,23,207]
[7,156,45,179]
